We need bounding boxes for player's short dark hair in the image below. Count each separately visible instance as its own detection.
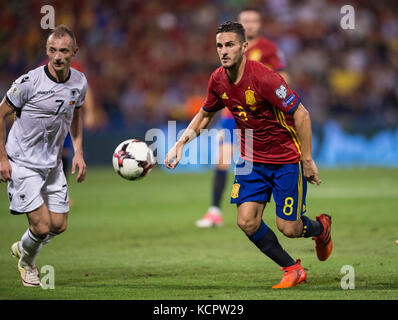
[216,21,246,43]
[47,24,77,48]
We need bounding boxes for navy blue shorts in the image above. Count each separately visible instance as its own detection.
[218,117,237,145]
[230,160,307,221]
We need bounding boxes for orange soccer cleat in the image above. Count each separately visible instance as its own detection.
[272,259,307,289]
[313,214,333,261]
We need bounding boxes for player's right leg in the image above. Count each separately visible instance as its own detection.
[238,202,307,288]
[11,204,51,287]
[7,162,49,286]
[236,201,306,288]
[231,161,306,288]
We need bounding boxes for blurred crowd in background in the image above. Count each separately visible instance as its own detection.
[1,0,397,133]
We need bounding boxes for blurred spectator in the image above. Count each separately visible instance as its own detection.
[0,0,397,132]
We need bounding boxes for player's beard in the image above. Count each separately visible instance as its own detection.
[222,60,235,70]
[222,53,244,70]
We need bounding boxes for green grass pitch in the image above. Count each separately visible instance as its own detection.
[0,167,397,300]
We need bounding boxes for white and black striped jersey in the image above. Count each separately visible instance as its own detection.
[5,64,87,169]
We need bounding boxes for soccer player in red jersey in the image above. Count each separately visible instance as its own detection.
[165,22,333,288]
[196,8,288,228]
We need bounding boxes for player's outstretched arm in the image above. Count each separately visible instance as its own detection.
[292,103,321,186]
[70,107,86,182]
[165,108,217,169]
[0,98,13,183]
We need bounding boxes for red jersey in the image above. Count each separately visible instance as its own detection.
[221,37,285,120]
[246,37,286,71]
[203,60,301,164]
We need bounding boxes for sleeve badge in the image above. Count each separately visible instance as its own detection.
[275,84,287,99]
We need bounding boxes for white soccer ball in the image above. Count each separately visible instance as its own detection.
[112,139,155,180]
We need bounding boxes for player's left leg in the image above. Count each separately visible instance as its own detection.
[41,163,70,244]
[273,162,333,261]
[43,212,68,245]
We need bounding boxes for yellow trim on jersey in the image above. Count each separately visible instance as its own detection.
[273,106,302,156]
[297,162,303,220]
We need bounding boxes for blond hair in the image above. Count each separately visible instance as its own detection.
[47,24,77,48]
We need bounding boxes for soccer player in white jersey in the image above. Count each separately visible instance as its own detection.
[0,25,87,287]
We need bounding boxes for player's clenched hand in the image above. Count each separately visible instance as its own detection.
[165,143,183,169]
[302,159,321,186]
[0,158,12,183]
[71,153,86,183]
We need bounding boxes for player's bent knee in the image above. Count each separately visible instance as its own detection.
[279,224,301,238]
[51,223,67,234]
[276,218,302,238]
[51,217,68,234]
[282,228,299,238]
[237,217,260,235]
[31,222,51,238]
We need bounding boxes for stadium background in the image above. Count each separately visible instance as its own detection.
[0,0,398,301]
[1,0,397,167]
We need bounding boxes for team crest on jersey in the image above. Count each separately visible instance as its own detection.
[71,89,78,98]
[69,89,79,105]
[221,92,229,99]
[245,87,256,106]
[275,84,287,99]
[10,85,20,97]
[231,183,240,199]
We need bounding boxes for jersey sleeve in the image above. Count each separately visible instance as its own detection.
[259,70,301,114]
[202,73,224,113]
[5,73,34,110]
[75,76,88,108]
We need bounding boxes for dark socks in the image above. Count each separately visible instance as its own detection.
[248,221,296,267]
[300,216,324,238]
[211,169,227,208]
